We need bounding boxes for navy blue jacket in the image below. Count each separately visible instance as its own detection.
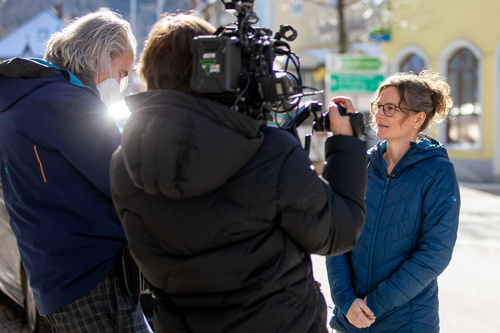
[0,57,126,315]
[326,137,460,332]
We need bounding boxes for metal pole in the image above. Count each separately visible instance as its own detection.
[215,0,221,27]
[157,0,164,20]
[130,0,137,38]
[338,0,347,53]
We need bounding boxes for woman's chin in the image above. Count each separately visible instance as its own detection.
[375,131,386,140]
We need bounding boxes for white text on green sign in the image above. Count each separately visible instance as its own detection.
[340,57,383,71]
[330,74,385,93]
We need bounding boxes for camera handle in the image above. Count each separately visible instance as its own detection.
[304,133,313,156]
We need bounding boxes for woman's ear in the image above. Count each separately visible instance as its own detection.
[415,111,426,128]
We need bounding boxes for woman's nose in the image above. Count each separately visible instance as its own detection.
[375,106,385,118]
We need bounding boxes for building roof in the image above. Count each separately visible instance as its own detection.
[0,9,65,59]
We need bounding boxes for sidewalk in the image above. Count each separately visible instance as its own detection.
[312,182,500,333]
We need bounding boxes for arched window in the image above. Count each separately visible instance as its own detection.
[447,48,480,144]
[400,53,425,73]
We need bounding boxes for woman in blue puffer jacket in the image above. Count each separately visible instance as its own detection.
[326,70,461,332]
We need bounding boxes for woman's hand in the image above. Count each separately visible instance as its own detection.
[328,96,356,136]
[346,298,376,329]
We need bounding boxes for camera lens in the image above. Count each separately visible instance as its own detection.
[313,104,346,132]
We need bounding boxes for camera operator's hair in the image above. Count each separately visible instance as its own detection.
[44,9,137,78]
[370,70,453,132]
[137,13,215,92]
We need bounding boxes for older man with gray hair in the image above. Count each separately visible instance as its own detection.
[0,10,151,333]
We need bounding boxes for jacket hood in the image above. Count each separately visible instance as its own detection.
[368,135,449,178]
[0,57,94,112]
[118,90,265,199]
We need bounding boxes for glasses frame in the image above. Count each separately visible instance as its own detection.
[370,102,418,117]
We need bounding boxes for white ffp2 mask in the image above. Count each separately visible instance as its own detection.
[97,77,121,106]
[97,60,129,106]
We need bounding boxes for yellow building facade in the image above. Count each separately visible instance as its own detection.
[269,0,500,182]
[382,0,500,182]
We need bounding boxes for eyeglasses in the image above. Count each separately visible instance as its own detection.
[370,102,415,117]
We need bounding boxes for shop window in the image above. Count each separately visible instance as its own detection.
[446,48,480,145]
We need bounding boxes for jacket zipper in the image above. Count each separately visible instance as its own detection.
[364,145,412,328]
[366,175,391,326]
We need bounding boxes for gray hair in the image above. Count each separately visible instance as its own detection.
[44,9,137,77]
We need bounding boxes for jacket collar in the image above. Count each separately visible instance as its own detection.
[368,136,449,178]
[0,57,98,112]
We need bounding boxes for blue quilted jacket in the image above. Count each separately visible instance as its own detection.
[326,137,460,333]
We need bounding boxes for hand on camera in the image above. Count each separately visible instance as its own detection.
[328,96,355,136]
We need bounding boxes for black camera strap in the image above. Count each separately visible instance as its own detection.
[346,113,366,139]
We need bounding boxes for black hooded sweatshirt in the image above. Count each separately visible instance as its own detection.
[110,89,367,333]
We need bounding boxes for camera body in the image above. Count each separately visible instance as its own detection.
[270,100,364,140]
[306,101,365,138]
[313,104,346,132]
[190,0,304,118]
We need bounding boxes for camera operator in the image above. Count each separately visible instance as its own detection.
[110,13,367,333]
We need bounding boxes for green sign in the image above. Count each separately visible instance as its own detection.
[340,57,383,71]
[329,74,385,93]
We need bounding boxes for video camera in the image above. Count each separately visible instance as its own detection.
[190,0,312,117]
[190,0,365,153]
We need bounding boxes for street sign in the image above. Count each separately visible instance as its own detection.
[327,55,386,73]
[325,54,386,94]
[339,57,384,71]
[329,73,385,93]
